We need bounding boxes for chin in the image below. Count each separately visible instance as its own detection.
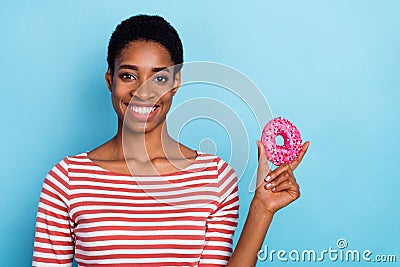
[122,117,161,135]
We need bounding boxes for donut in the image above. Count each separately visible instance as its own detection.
[261,117,302,166]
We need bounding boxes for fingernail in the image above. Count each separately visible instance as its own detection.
[266,183,272,188]
[272,187,276,191]
[265,175,271,182]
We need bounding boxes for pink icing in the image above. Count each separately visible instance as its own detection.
[261,117,302,166]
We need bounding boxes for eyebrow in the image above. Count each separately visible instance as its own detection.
[119,64,171,73]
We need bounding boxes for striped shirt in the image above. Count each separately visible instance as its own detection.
[33,151,239,267]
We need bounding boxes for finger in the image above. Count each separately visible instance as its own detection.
[265,162,293,183]
[264,171,292,190]
[257,140,265,163]
[291,141,309,169]
[272,179,300,196]
[256,140,270,184]
[290,141,310,170]
[257,140,270,171]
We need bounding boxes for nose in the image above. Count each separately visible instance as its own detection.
[131,80,155,100]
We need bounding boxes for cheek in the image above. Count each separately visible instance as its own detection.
[111,91,121,102]
[113,90,125,99]
[160,93,174,107]
[111,82,130,99]
[111,90,127,111]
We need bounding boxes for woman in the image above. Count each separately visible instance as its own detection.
[32,14,309,267]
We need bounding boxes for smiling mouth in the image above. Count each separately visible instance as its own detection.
[129,105,156,115]
[126,103,160,115]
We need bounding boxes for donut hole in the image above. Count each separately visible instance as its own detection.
[275,135,284,146]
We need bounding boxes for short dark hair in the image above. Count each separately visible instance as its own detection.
[107,14,183,75]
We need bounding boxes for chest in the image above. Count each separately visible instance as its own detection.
[67,175,218,247]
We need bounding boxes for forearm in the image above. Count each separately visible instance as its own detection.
[227,199,274,267]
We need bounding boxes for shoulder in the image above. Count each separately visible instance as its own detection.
[45,151,88,178]
[199,152,236,175]
[196,151,238,184]
[42,151,89,190]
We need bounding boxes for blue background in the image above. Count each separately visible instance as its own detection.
[1,1,399,266]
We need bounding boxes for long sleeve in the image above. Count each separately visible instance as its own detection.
[198,158,239,266]
[32,157,75,267]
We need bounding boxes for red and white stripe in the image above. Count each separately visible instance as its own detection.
[33,151,239,267]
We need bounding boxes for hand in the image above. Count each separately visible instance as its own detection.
[253,140,310,216]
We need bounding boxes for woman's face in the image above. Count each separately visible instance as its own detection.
[106,40,180,134]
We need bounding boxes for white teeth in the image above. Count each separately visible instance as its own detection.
[128,105,156,115]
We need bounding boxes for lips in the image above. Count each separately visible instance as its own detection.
[125,102,160,121]
[128,105,156,115]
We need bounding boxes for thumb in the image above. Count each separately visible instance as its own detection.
[256,140,270,186]
[257,140,261,161]
[257,140,269,170]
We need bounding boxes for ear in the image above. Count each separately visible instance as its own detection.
[105,68,113,92]
[171,71,181,96]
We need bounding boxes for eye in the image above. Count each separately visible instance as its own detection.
[120,73,136,81]
[153,75,169,84]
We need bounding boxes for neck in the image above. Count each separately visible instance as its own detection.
[110,118,177,162]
